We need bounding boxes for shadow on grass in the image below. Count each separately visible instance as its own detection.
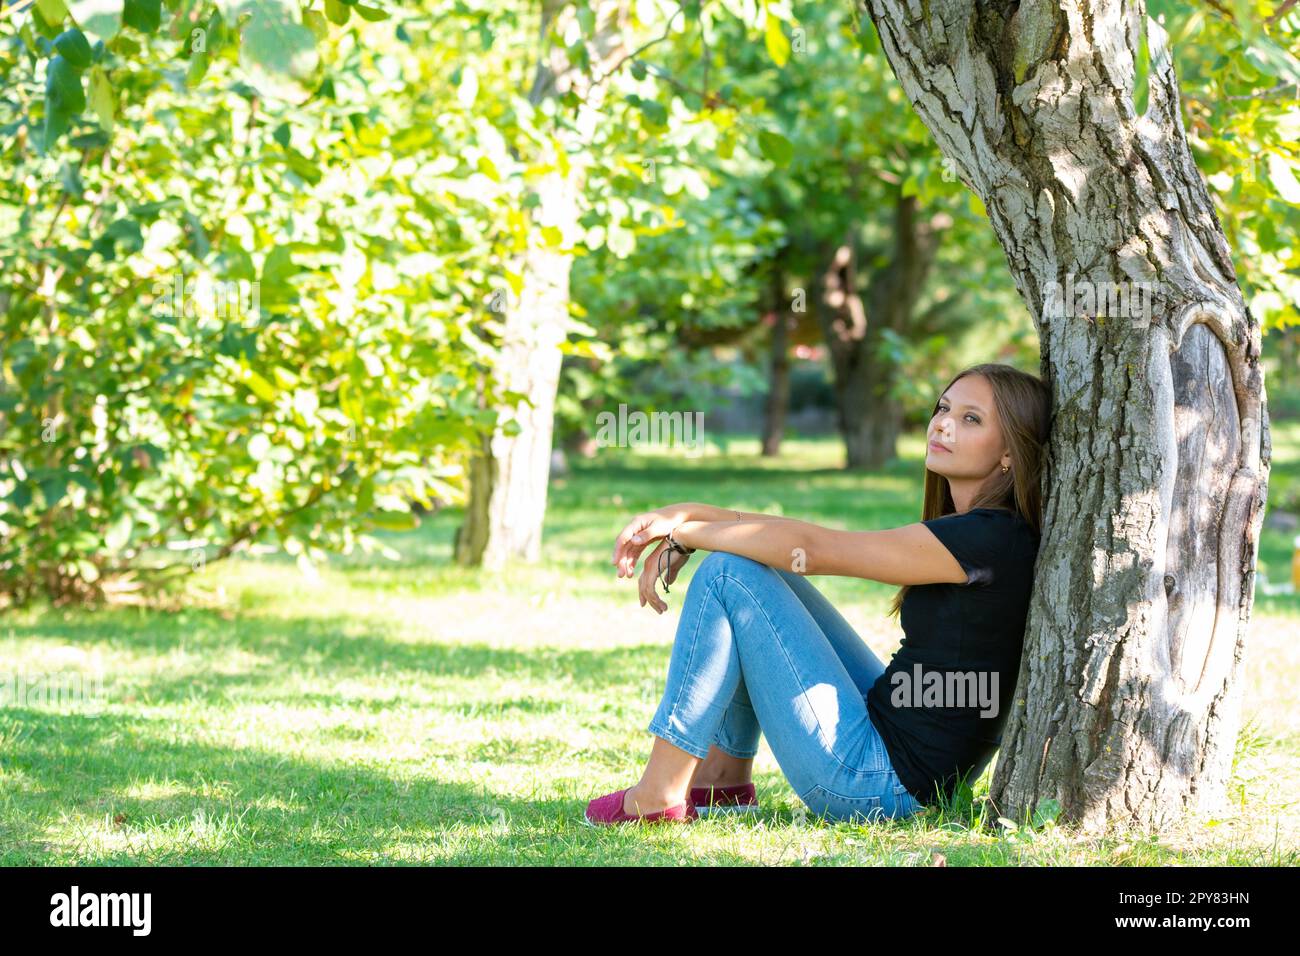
[3,607,674,694]
[0,604,813,863]
[0,600,937,864]
[0,707,603,863]
[0,705,853,865]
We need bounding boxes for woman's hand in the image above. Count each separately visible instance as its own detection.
[638,539,692,614]
[612,509,684,579]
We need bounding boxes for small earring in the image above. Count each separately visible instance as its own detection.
[1001,465,1009,473]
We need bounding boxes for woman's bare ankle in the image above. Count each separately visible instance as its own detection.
[688,747,754,790]
[688,772,752,789]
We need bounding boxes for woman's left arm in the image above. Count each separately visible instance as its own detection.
[671,518,970,586]
[670,518,818,575]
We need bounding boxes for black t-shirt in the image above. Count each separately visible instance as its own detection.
[866,506,1040,805]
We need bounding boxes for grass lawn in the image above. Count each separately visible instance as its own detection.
[1,429,1297,865]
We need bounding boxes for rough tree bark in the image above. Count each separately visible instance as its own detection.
[818,193,943,469]
[859,0,1271,833]
[456,0,630,569]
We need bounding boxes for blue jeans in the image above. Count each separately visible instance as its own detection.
[646,551,925,824]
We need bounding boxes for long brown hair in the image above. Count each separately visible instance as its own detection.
[887,363,1051,619]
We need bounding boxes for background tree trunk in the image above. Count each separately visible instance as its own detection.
[818,193,942,469]
[861,0,1272,833]
[762,255,792,457]
[456,0,630,569]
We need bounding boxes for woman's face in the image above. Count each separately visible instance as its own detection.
[925,374,1010,480]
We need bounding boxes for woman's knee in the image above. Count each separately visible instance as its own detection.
[772,567,802,589]
[697,551,769,576]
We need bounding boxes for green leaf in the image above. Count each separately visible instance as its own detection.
[186,49,210,87]
[234,0,318,78]
[122,0,162,34]
[9,483,32,511]
[35,0,69,25]
[46,55,85,112]
[303,9,329,40]
[765,14,790,68]
[244,369,278,402]
[68,471,99,495]
[757,129,794,167]
[634,96,667,126]
[271,365,300,389]
[41,53,85,151]
[717,127,736,159]
[1030,797,1061,828]
[354,4,388,21]
[205,7,228,47]
[54,28,92,68]
[107,33,141,56]
[18,21,40,54]
[281,147,321,184]
[324,0,350,25]
[42,111,69,153]
[1245,36,1300,84]
[57,162,83,196]
[40,474,70,507]
[87,66,113,131]
[262,243,298,283]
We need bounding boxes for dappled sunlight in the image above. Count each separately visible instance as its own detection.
[799,682,845,751]
[0,430,1295,865]
[1242,614,1300,738]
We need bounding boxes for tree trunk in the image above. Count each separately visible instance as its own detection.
[817,232,876,469]
[456,0,630,569]
[762,257,792,457]
[818,193,941,470]
[454,429,493,565]
[861,0,1272,834]
[479,222,572,568]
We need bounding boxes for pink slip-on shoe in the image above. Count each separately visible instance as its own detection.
[582,787,699,827]
[690,782,759,817]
